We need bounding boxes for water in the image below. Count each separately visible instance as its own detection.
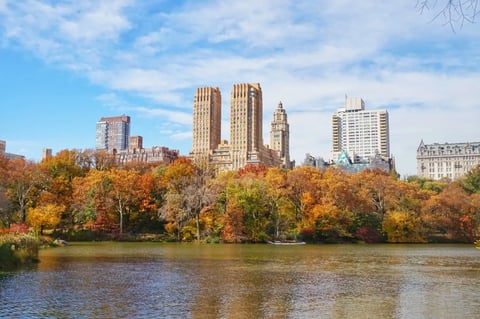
[1,243,479,318]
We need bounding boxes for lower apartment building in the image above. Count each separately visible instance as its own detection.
[416,140,480,180]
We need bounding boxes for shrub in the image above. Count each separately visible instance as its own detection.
[0,233,39,271]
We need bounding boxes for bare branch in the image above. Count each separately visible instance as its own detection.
[416,0,479,31]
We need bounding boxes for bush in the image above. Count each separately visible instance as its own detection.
[0,233,39,271]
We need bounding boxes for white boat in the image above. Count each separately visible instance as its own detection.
[267,240,306,245]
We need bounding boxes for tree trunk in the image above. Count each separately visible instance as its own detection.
[196,213,200,241]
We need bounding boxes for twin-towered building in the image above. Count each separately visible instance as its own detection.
[190,83,292,172]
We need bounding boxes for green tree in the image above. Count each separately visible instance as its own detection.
[462,165,480,194]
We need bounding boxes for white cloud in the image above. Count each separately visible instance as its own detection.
[1,1,479,175]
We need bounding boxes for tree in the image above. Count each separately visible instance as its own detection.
[1,158,45,224]
[227,176,270,242]
[39,149,90,229]
[160,158,196,240]
[105,169,142,235]
[417,0,479,31]
[383,210,426,243]
[422,183,475,242]
[72,169,114,231]
[285,167,322,224]
[163,164,216,241]
[26,204,65,234]
[462,164,480,194]
[264,168,295,240]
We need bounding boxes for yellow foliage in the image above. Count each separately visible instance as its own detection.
[26,204,65,231]
[383,210,426,243]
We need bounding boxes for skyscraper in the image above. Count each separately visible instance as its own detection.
[191,87,222,162]
[331,97,389,163]
[230,83,264,170]
[95,115,130,151]
[270,101,291,168]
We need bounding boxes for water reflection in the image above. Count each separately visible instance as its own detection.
[0,243,479,318]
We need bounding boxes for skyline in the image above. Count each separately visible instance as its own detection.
[1,1,479,177]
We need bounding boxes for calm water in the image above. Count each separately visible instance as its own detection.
[1,243,479,319]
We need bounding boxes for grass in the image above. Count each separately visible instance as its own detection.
[0,233,40,271]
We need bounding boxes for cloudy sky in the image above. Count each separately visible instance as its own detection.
[1,0,479,177]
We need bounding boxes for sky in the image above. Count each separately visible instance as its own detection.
[1,0,479,177]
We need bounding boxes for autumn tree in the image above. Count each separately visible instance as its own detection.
[105,168,142,234]
[161,158,196,240]
[26,203,65,234]
[422,182,476,242]
[226,175,270,242]
[264,168,295,240]
[72,169,115,231]
[285,167,323,224]
[38,149,91,229]
[383,210,426,243]
[1,158,45,224]
[162,161,216,241]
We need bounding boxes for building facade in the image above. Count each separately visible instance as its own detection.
[113,146,179,166]
[0,140,25,160]
[96,115,130,151]
[190,87,222,163]
[229,83,265,170]
[270,101,292,169]
[331,97,389,163]
[416,140,480,180]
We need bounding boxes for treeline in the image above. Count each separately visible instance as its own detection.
[1,149,480,243]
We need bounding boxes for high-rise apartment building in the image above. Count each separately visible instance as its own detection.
[96,115,130,151]
[190,87,222,162]
[331,97,389,163]
[230,83,264,170]
[417,140,480,180]
[270,101,291,169]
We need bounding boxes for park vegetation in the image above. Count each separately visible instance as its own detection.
[1,150,480,244]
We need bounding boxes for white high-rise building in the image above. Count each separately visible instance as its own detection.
[331,97,389,163]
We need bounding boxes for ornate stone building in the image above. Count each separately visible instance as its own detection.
[417,140,480,180]
[270,102,292,169]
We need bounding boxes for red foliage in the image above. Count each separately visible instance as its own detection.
[0,224,29,234]
[354,226,382,243]
[237,164,268,177]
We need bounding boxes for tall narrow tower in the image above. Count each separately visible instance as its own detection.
[230,83,263,170]
[191,87,222,162]
[95,115,130,151]
[270,101,291,168]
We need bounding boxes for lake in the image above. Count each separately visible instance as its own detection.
[1,243,479,318]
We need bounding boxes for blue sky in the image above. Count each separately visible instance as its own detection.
[1,0,479,177]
